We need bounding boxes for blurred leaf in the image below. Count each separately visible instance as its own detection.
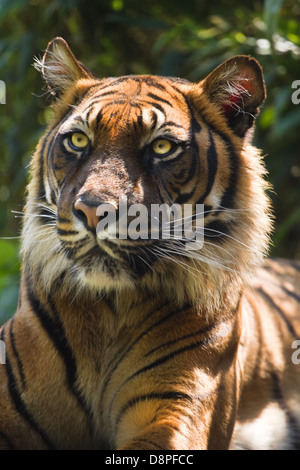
[264,0,284,39]
[0,240,20,324]
[273,206,300,246]
[0,283,19,325]
[0,240,19,268]
[259,106,275,129]
[272,108,300,138]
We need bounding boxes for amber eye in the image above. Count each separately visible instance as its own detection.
[152,139,173,155]
[69,132,89,150]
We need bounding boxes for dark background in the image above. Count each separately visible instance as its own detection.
[0,0,299,321]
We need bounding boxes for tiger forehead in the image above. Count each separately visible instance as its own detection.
[89,75,192,103]
[77,76,193,137]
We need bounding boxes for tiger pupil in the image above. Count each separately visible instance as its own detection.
[70,133,88,149]
[153,139,172,155]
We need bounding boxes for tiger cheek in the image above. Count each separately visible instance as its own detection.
[52,153,68,186]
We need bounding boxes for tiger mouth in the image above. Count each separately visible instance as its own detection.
[70,239,160,280]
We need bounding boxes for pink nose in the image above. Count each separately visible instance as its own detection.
[74,199,99,230]
[74,198,118,230]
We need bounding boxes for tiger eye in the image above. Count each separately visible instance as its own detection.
[69,132,89,150]
[152,139,173,155]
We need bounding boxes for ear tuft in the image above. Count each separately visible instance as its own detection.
[202,56,266,137]
[34,37,92,98]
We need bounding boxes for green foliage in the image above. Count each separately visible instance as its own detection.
[0,0,299,322]
[0,240,20,324]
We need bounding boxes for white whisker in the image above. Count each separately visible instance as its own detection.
[161,206,252,226]
[151,246,203,278]
[152,238,240,274]
[0,236,22,240]
[203,227,259,253]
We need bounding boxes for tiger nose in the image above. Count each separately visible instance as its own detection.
[73,199,99,230]
[73,198,118,231]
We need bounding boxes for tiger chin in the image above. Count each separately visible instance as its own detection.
[0,37,299,450]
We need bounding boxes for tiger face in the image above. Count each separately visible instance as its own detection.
[48,75,193,289]
[23,38,271,304]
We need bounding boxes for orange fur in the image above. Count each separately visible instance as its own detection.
[0,38,299,450]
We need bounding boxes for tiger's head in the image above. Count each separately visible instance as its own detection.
[22,38,272,309]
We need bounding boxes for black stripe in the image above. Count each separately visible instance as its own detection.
[197,130,218,204]
[50,188,57,205]
[113,303,240,430]
[116,391,192,428]
[36,128,55,201]
[0,430,15,450]
[145,79,168,92]
[126,437,165,450]
[110,332,219,419]
[103,293,118,316]
[175,188,196,204]
[176,118,200,188]
[197,113,239,210]
[26,277,95,436]
[96,109,103,128]
[158,149,186,165]
[191,115,201,134]
[144,321,216,358]
[17,292,22,310]
[204,205,213,217]
[75,82,102,101]
[100,302,182,406]
[204,220,229,241]
[46,128,60,205]
[73,116,85,126]
[9,319,26,389]
[122,299,240,388]
[257,287,298,338]
[34,205,56,226]
[150,111,158,130]
[117,304,192,369]
[151,102,167,115]
[96,90,118,98]
[84,107,93,125]
[281,285,300,304]
[165,77,191,86]
[57,216,71,224]
[171,146,198,193]
[160,121,185,130]
[272,372,300,450]
[0,326,56,449]
[56,228,79,236]
[137,112,144,129]
[157,182,166,204]
[147,92,171,106]
[159,178,175,203]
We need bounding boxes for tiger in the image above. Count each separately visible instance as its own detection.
[0,37,299,450]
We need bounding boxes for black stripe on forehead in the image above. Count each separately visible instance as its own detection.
[71,76,193,137]
[79,75,188,111]
[147,92,171,106]
[95,75,170,92]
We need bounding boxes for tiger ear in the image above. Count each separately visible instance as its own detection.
[35,37,92,98]
[201,55,266,137]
